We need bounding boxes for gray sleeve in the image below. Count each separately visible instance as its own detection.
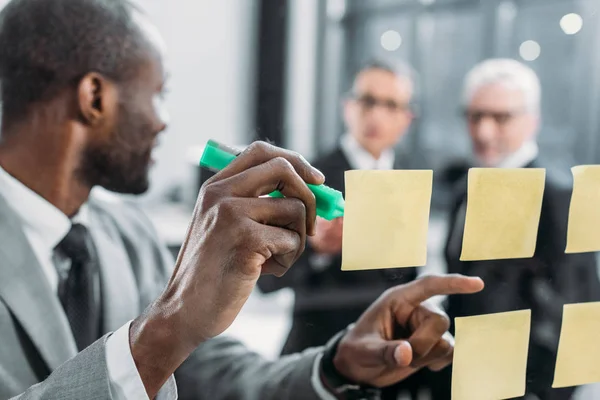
[10,336,113,400]
[174,336,324,400]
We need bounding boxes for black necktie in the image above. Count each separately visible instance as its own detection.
[55,223,101,351]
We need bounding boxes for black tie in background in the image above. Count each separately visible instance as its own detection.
[55,223,101,351]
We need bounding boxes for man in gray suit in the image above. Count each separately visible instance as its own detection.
[0,0,484,399]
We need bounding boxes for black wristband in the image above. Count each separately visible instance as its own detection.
[319,325,381,400]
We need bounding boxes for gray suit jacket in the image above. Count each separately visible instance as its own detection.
[0,192,322,399]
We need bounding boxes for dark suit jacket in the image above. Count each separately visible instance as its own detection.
[258,146,417,355]
[435,159,600,400]
[0,191,324,400]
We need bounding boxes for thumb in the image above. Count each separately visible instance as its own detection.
[381,340,413,368]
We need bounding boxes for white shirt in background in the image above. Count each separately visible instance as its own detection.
[492,140,539,169]
[340,133,395,171]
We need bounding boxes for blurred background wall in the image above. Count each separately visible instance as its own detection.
[317,0,600,204]
[116,0,600,215]
[129,0,260,203]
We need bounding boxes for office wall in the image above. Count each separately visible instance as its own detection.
[131,0,260,202]
[323,0,600,171]
[284,0,320,160]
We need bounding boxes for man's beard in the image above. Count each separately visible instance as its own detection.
[78,104,154,195]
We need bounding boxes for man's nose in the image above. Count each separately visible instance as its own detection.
[365,104,388,122]
[473,117,497,142]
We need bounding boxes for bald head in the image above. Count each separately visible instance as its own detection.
[0,0,153,124]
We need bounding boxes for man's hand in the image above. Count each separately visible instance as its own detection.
[331,274,484,388]
[129,141,325,396]
[308,217,343,255]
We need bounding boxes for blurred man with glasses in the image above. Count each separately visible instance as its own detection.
[258,59,420,399]
[431,58,600,400]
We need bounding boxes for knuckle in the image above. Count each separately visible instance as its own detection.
[272,156,295,173]
[202,173,219,187]
[289,150,307,167]
[382,286,400,302]
[381,286,396,301]
[419,303,450,332]
[248,140,271,155]
[438,338,453,355]
[214,198,239,222]
[432,312,451,332]
[288,197,307,215]
[439,310,451,325]
[198,183,221,211]
[381,286,403,308]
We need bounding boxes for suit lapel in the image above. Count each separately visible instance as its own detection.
[87,203,139,332]
[0,194,77,371]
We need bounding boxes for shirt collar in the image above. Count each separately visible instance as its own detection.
[0,166,89,251]
[340,133,395,170]
[495,140,539,168]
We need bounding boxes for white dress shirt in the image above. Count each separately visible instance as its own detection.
[340,133,395,171]
[488,140,539,169]
[0,166,176,400]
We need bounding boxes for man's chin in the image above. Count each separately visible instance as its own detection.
[100,177,150,196]
[475,154,499,168]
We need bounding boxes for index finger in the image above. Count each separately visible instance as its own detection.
[210,141,325,186]
[400,274,484,306]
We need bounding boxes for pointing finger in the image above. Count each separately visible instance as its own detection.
[401,274,484,307]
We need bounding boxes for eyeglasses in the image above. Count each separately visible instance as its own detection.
[463,108,526,125]
[352,94,412,114]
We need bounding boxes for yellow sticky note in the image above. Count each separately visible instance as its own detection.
[460,168,545,261]
[565,166,600,253]
[452,310,531,400]
[341,170,432,270]
[553,302,600,388]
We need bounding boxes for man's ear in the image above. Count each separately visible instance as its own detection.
[77,72,118,126]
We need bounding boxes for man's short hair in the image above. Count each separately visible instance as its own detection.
[0,0,147,123]
[350,58,416,96]
[462,58,541,114]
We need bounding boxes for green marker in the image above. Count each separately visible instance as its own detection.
[200,139,345,221]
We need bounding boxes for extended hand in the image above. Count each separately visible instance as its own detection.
[333,274,484,388]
